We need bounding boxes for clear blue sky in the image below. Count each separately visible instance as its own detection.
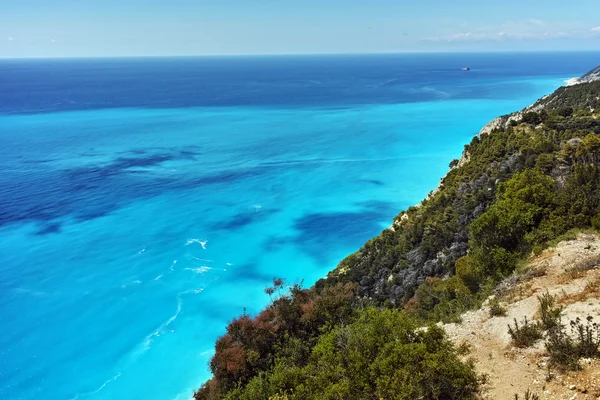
[2,0,600,58]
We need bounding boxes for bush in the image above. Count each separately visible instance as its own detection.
[514,389,540,400]
[294,308,478,400]
[455,255,482,293]
[537,291,563,331]
[226,308,479,400]
[591,213,600,230]
[546,316,600,370]
[508,317,543,347]
[488,298,507,317]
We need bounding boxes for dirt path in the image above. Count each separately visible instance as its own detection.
[442,233,600,400]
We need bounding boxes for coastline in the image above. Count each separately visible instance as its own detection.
[2,55,598,400]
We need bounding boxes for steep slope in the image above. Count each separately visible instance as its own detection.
[444,232,600,399]
[195,68,600,399]
[319,77,600,321]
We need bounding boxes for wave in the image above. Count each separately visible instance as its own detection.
[120,280,142,289]
[366,78,401,89]
[69,372,121,400]
[142,295,183,352]
[140,288,205,353]
[170,391,195,400]
[191,257,213,263]
[185,238,207,249]
[184,266,212,274]
[170,260,177,271]
[410,86,451,99]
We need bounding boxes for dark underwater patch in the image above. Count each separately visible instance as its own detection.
[186,169,263,186]
[292,202,396,263]
[263,236,293,252]
[231,263,274,283]
[35,222,62,235]
[360,179,385,186]
[212,209,280,231]
[0,149,206,230]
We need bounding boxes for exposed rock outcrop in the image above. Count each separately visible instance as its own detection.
[568,65,600,86]
[479,65,600,136]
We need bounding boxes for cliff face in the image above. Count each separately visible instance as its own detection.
[319,70,600,312]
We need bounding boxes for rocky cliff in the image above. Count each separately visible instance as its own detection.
[569,65,600,86]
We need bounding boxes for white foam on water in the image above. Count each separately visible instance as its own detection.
[185,239,207,249]
[120,280,142,289]
[69,372,122,400]
[141,294,183,352]
[184,266,211,274]
[139,287,205,353]
[170,391,195,400]
[191,257,213,262]
[154,275,163,281]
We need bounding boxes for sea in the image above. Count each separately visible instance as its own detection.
[1,52,598,400]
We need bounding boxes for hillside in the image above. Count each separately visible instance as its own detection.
[319,78,600,319]
[194,69,600,400]
[444,232,600,399]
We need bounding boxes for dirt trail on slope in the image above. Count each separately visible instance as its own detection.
[443,233,600,400]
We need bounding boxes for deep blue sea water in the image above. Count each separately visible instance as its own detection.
[1,52,599,400]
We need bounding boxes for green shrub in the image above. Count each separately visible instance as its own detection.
[508,317,543,348]
[514,389,540,400]
[228,308,479,400]
[455,255,481,293]
[591,213,600,230]
[488,298,507,317]
[294,308,478,400]
[546,316,600,370]
[537,291,563,331]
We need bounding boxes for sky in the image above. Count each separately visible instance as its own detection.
[1,0,600,58]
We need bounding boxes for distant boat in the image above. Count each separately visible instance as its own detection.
[461,67,471,71]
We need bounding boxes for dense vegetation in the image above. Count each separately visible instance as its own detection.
[196,79,600,399]
[322,80,600,322]
[195,280,477,399]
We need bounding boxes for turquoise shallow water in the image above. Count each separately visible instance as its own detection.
[1,53,598,400]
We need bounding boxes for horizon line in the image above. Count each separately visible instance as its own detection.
[2,49,600,60]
